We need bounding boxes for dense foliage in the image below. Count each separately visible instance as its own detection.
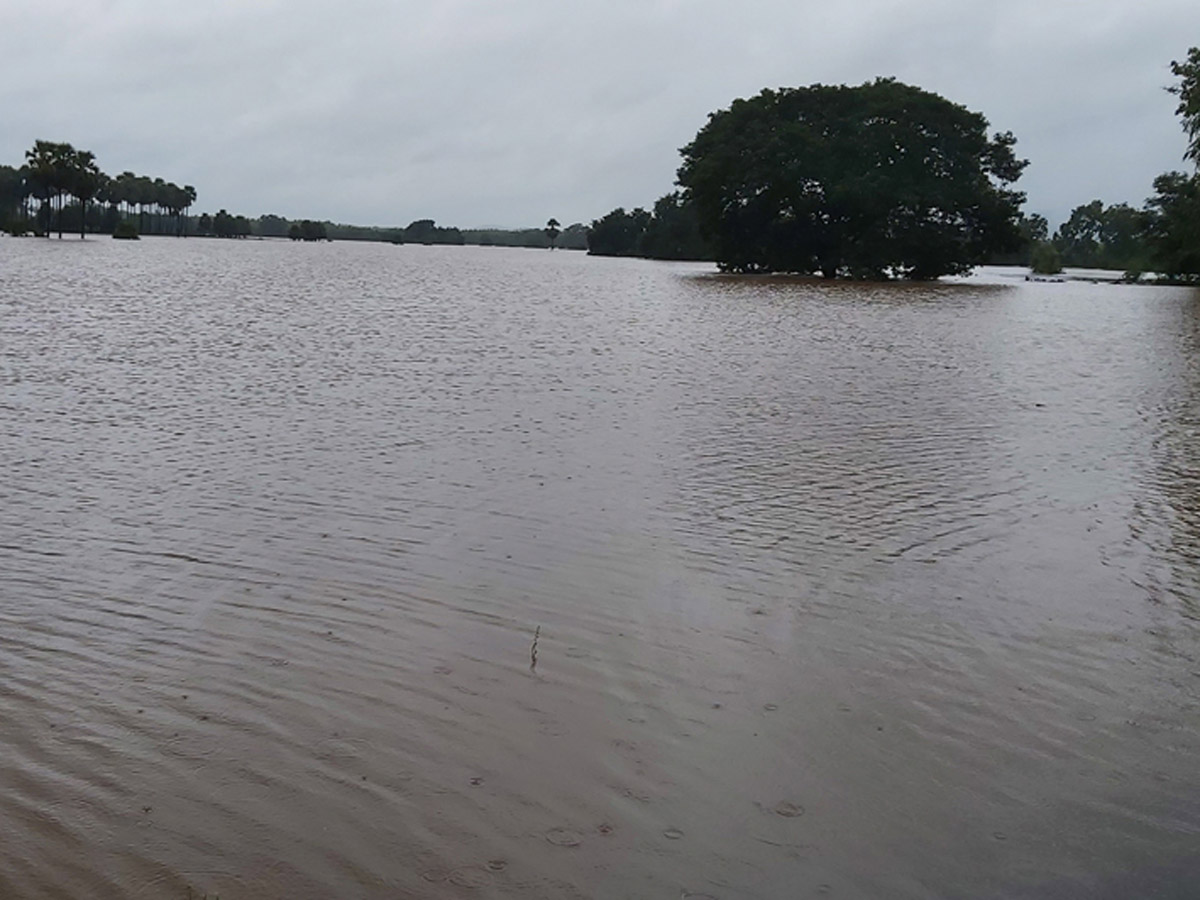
[400,219,464,245]
[1141,48,1200,280]
[587,192,710,260]
[587,207,651,257]
[1050,201,1150,271]
[1030,241,1062,274]
[1,141,195,238]
[288,220,329,241]
[1171,47,1200,165]
[676,79,1027,278]
[1144,172,1200,278]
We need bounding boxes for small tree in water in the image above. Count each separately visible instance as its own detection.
[544,218,560,249]
[1030,241,1062,275]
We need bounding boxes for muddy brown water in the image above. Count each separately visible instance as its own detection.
[1,238,1198,899]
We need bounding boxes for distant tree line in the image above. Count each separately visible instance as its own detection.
[463,223,587,250]
[989,205,1148,273]
[1,140,195,239]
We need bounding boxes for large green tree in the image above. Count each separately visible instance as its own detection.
[677,78,1027,279]
[1144,48,1200,279]
[1145,172,1200,278]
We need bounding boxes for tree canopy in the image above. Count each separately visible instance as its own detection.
[1170,46,1200,165]
[587,193,711,260]
[1051,200,1149,271]
[676,78,1027,279]
[1143,47,1200,280]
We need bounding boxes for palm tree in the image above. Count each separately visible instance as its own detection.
[133,175,153,233]
[544,217,561,249]
[69,149,102,239]
[182,185,196,236]
[24,140,74,237]
[113,171,137,221]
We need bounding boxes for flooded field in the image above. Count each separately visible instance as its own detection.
[1,237,1198,899]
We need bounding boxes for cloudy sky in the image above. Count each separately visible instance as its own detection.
[2,0,1197,229]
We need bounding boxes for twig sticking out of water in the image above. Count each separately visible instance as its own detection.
[530,625,541,672]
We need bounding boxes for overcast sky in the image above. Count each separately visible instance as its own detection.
[2,0,1197,229]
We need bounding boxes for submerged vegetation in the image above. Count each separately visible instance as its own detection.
[1,141,194,239]
[589,49,1200,281]
[6,48,1197,279]
[1030,241,1063,275]
[592,79,1026,276]
[679,79,1027,279]
[587,192,710,261]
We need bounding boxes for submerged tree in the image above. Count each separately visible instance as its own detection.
[1030,241,1063,275]
[0,165,22,226]
[9,143,199,238]
[1049,201,1149,271]
[637,192,710,260]
[587,207,651,257]
[677,79,1027,278]
[70,149,102,239]
[587,195,711,260]
[1145,172,1200,278]
[402,219,464,244]
[288,219,328,241]
[24,141,75,237]
[544,217,561,249]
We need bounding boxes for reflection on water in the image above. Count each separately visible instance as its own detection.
[1,238,1198,899]
[1145,292,1200,616]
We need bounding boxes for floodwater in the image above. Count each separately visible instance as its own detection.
[1,237,1198,899]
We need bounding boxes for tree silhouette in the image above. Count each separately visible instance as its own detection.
[1170,47,1200,164]
[70,149,102,239]
[1144,47,1200,279]
[24,140,75,237]
[544,217,561,249]
[678,79,1027,278]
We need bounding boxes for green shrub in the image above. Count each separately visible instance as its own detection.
[113,220,140,240]
[1030,241,1062,275]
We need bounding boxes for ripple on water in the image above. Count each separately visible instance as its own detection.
[1,245,1199,899]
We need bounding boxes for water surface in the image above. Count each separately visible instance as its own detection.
[1,238,1198,898]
